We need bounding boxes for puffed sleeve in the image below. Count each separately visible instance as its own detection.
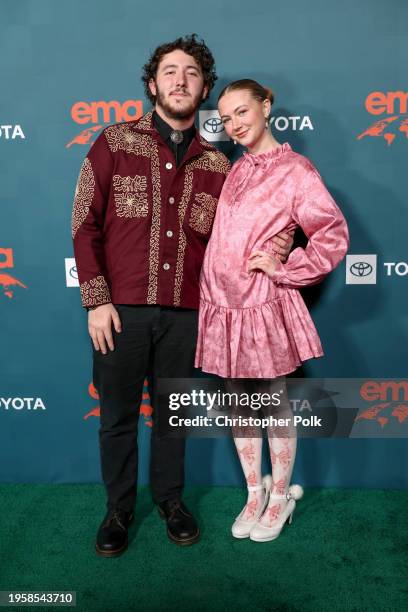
[71,131,113,308]
[271,161,349,288]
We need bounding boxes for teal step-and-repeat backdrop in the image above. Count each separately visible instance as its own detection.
[1,0,407,488]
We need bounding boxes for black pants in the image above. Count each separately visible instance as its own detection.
[93,305,198,512]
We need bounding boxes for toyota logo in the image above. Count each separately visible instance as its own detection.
[69,265,78,280]
[203,117,224,134]
[350,262,373,277]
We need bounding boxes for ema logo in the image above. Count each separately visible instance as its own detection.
[0,248,28,298]
[65,257,79,287]
[357,91,408,146]
[356,381,408,429]
[0,125,25,140]
[66,99,144,148]
[199,110,228,142]
[345,254,377,285]
[84,380,153,427]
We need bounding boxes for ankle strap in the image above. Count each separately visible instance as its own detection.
[269,492,292,501]
[247,484,264,492]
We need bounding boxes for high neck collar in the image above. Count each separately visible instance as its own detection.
[243,142,291,166]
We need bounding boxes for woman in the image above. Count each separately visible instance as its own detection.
[195,80,349,542]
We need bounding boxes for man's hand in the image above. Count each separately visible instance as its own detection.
[248,250,279,277]
[270,231,294,262]
[88,303,122,354]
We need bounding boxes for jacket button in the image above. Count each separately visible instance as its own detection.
[168,196,175,204]
[166,230,173,238]
[165,162,173,170]
[163,263,170,270]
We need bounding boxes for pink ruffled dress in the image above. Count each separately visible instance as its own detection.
[195,143,349,378]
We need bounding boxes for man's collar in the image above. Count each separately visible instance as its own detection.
[131,110,217,151]
[152,110,196,143]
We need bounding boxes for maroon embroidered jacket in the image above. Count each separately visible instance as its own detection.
[72,111,230,309]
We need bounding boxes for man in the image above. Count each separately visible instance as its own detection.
[72,34,291,556]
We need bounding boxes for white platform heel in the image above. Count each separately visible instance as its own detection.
[249,484,304,542]
[231,475,272,539]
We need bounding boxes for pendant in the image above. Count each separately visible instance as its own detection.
[170,130,183,145]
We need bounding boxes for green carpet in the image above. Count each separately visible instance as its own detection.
[0,485,407,611]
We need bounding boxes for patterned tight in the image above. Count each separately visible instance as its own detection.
[224,377,296,526]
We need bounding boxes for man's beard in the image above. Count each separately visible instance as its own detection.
[155,86,203,120]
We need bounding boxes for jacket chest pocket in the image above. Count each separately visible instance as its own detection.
[187,191,218,235]
[112,174,149,218]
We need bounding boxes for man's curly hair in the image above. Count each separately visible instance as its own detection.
[142,33,217,105]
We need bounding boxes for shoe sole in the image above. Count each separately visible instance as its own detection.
[95,541,128,557]
[167,529,200,546]
[232,519,260,539]
[157,507,200,546]
[249,534,280,542]
[232,532,250,539]
[249,515,293,542]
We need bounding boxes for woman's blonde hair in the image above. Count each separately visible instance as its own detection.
[218,79,274,105]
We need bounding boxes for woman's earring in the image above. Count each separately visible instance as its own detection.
[265,118,269,129]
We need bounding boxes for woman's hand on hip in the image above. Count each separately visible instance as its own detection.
[248,250,279,277]
[270,231,294,262]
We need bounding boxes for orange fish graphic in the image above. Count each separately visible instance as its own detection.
[391,404,408,424]
[399,118,408,138]
[66,125,103,148]
[88,382,99,401]
[355,402,390,421]
[140,400,153,427]
[377,416,389,428]
[84,407,100,420]
[83,379,153,426]
[0,272,28,299]
[357,116,401,146]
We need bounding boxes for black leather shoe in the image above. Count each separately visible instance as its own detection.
[157,499,200,546]
[95,508,133,557]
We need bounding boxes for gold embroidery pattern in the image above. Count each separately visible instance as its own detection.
[104,124,152,156]
[173,166,194,306]
[72,158,95,238]
[80,275,111,307]
[199,135,216,149]
[135,111,153,131]
[146,142,161,303]
[189,192,218,234]
[190,151,230,175]
[113,175,148,218]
